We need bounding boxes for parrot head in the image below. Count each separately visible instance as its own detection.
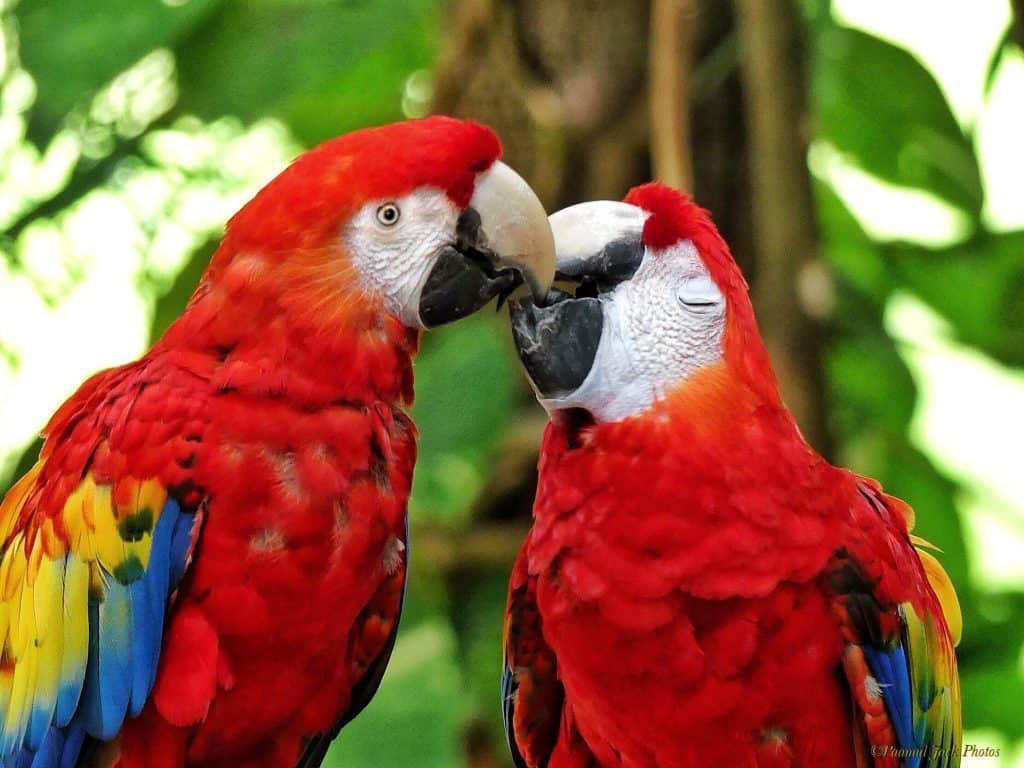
[203,116,555,330]
[510,182,779,423]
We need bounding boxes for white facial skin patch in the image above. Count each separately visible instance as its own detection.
[343,187,459,328]
[539,239,727,423]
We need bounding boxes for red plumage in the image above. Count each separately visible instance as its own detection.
[503,185,961,767]
[4,117,503,766]
[113,118,501,766]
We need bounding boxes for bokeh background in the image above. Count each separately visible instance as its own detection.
[1,0,1022,765]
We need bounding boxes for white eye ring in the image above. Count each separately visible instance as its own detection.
[376,203,401,227]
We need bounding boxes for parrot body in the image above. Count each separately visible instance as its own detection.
[504,185,961,768]
[3,330,414,768]
[0,117,555,767]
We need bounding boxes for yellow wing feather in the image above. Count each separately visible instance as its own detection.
[910,535,962,647]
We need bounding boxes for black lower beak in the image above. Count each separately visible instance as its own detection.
[508,292,603,398]
[417,208,523,328]
[418,247,520,328]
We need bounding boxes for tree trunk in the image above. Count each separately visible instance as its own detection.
[733,0,832,454]
[649,0,695,189]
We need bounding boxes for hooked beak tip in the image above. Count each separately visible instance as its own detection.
[469,161,556,300]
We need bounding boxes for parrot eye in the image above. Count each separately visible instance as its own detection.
[376,203,401,227]
[676,274,722,311]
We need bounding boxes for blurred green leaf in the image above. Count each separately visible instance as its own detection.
[815,181,891,299]
[826,289,970,603]
[983,26,1013,95]
[173,0,437,145]
[278,20,435,147]
[839,427,970,610]
[16,0,221,142]
[0,436,43,499]
[958,591,1024,670]
[886,229,1024,367]
[0,341,19,373]
[960,652,1024,737]
[814,26,984,216]
[828,319,916,438]
[878,443,970,594]
[409,314,518,526]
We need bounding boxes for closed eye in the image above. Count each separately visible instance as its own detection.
[677,274,722,310]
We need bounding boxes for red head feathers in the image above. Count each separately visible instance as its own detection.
[626,182,782,408]
[218,116,502,256]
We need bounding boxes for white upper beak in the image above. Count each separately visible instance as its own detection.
[470,161,556,298]
[548,201,647,273]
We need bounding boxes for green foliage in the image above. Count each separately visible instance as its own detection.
[814,26,984,216]
[812,10,1023,748]
[984,26,1016,95]
[410,313,519,527]
[148,239,218,342]
[961,658,1024,737]
[885,230,1024,367]
[328,566,469,767]
[173,0,437,146]
[449,568,511,742]
[16,0,222,141]
[815,182,890,298]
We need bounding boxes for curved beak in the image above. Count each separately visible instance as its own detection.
[548,201,647,282]
[509,201,646,401]
[470,161,556,298]
[418,162,555,328]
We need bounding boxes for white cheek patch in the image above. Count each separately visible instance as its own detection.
[542,239,727,423]
[344,188,459,328]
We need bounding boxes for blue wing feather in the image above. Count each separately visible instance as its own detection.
[57,725,85,768]
[127,499,182,716]
[127,568,155,717]
[864,644,920,768]
[168,503,194,589]
[79,587,131,741]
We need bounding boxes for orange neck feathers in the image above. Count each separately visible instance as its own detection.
[157,244,418,408]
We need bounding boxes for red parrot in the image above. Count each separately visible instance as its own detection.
[0,116,555,768]
[504,184,961,768]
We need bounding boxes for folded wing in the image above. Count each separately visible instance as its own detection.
[0,464,199,767]
[830,481,962,768]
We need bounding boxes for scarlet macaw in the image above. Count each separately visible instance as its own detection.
[503,183,961,767]
[0,116,555,767]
